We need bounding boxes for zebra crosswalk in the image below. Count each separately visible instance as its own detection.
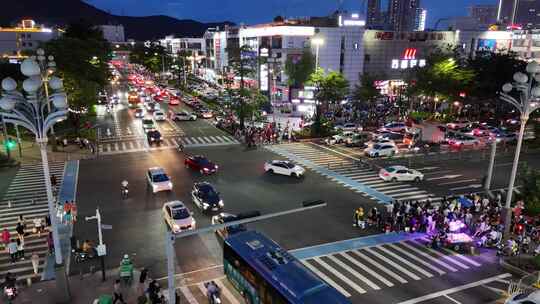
[174,276,244,304]
[99,135,240,155]
[0,161,65,283]
[266,143,441,204]
[299,237,485,298]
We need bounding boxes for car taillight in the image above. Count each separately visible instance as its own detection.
[383,173,389,176]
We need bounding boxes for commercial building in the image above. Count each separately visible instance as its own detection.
[159,36,205,55]
[388,0,421,32]
[97,24,125,43]
[497,0,540,29]
[469,5,497,28]
[0,19,59,60]
[414,9,427,31]
[235,13,365,107]
[366,0,382,28]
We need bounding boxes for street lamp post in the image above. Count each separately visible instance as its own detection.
[0,56,69,299]
[499,61,540,239]
[312,38,324,69]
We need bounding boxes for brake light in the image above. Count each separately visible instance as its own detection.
[383,173,389,176]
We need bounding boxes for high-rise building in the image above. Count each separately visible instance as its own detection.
[367,0,381,28]
[469,4,497,27]
[388,0,421,32]
[497,0,540,28]
[414,8,427,31]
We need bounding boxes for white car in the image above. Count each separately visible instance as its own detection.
[170,110,197,121]
[447,134,480,147]
[365,138,396,148]
[264,160,305,178]
[379,165,424,182]
[162,201,196,233]
[379,122,407,132]
[447,119,471,130]
[153,110,166,121]
[325,131,356,145]
[364,144,398,157]
[505,290,540,304]
[335,123,362,132]
[146,167,173,193]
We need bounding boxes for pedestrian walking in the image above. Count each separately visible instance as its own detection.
[31,252,40,276]
[16,221,25,243]
[50,174,58,188]
[113,279,126,304]
[16,238,25,260]
[2,228,10,250]
[7,239,17,264]
[71,202,77,223]
[33,217,44,237]
[63,201,71,223]
[47,231,54,254]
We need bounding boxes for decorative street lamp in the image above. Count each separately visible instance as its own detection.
[0,54,69,294]
[500,61,540,239]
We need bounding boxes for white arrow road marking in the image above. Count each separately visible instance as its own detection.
[450,184,483,191]
[428,174,462,181]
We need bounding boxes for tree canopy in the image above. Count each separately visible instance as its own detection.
[351,73,381,108]
[129,43,169,74]
[284,48,315,87]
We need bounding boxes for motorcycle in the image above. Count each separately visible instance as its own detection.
[121,186,129,199]
[4,286,16,301]
[496,243,519,257]
[72,248,96,263]
[204,281,222,304]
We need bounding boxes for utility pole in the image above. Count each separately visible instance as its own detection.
[85,208,108,281]
[485,140,497,191]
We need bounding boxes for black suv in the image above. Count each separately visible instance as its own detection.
[147,130,162,145]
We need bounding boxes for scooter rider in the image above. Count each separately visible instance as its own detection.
[206,280,220,303]
[121,180,129,194]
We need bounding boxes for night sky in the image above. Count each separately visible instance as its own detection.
[86,0,497,28]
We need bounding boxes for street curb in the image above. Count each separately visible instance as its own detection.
[498,257,532,276]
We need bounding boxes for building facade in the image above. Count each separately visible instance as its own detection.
[414,9,427,31]
[0,20,59,60]
[159,36,205,55]
[97,25,125,43]
[498,0,540,29]
[469,4,497,28]
[388,0,421,32]
[367,0,382,28]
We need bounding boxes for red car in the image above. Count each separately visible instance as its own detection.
[169,96,180,105]
[153,95,164,102]
[185,155,218,174]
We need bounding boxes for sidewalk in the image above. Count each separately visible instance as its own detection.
[15,269,144,304]
[0,140,96,165]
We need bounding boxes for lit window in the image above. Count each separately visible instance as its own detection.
[419,59,426,67]
[354,43,358,50]
[391,59,399,69]
[400,60,408,69]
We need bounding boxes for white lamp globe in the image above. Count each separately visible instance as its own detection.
[48,55,54,61]
[20,59,41,77]
[22,76,42,93]
[502,83,514,93]
[52,94,68,109]
[49,76,63,90]
[36,48,45,56]
[0,96,16,111]
[1,77,17,91]
[532,86,540,98]
[527,61,540,74]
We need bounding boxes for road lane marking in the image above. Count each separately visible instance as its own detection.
[349,250,408,284]
[314,257,366,294]
[375,246,433,278]
[410,240,469,269]
[396,273,512,304]
[327,255,381,290]
[387,244,445,275]
[338,252,394,287]
[398,242,458,272]
[438,179,477,185]
[444,295,462,304]
[450,184,483,191]
[438,247,481,267]
[302,260,352,297]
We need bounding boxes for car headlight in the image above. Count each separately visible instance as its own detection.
[202,203,209,209]
[152,184,157,191]
[173,224,180,231]
[203,168,209,171]
[168,182,173,188]
[214,165,219,170]
[218,200,224,207]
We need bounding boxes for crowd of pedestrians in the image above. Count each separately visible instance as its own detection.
[234,121,298,148]
[353,191,538,254]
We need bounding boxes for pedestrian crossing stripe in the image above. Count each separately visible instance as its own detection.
[266,143,444,205]
[299,239,484,298]
[0,161,65,282]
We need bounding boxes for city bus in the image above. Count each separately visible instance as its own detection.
[224,230,351,304]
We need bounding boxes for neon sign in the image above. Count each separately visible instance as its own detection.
[391,48,426,70]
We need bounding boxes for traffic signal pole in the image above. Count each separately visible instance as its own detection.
[165,200,327,304]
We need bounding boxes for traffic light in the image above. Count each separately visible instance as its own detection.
[4,139,16,151]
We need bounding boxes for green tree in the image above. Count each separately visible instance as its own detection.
[518,168,540,216]
[307,68,349,136]
[43,21,111,132]
[351,73,381,108]
[284,48,315,87]
[129,43,169,74]
[466,50,527,103]
[227,45,256,129]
